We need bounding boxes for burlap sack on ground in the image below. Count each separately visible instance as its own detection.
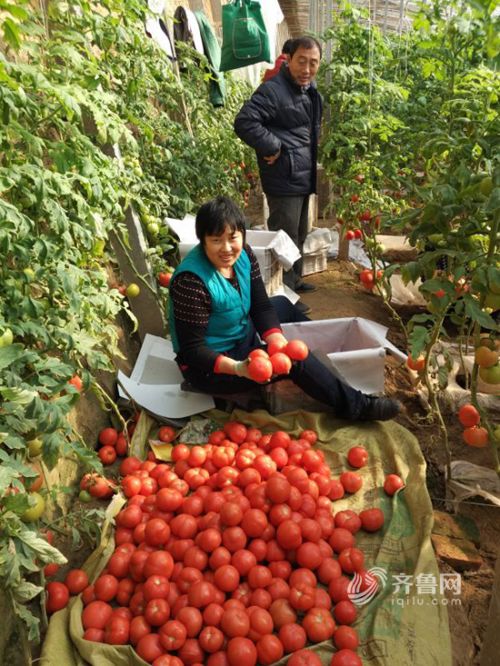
[40,410,452,666]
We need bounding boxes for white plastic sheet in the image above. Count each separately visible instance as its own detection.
[117,335,214,420]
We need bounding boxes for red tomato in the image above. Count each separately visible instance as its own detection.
[143,575,170,601]
[176,606,203,637]
[82,600,113,629]
[222,527,247,552]
[94,574,118,602]
[65,569,89,595]
[135,633,163,663]
[330,649,363,666]
[289,583,316,611]
[278,622,307,653]
[289,568,317,588]
[269,598,296,629]
[339,471,362,494]
[153,656,183,666]
[221,607,250,637]
[463,426,489,447]
[203,603,224,627]
[347,445,368,468]
[171,443,190,461]
[359,508,385,532]
[276,519,302,550]
[44,563,59,578]
[158,425,176,442]
[104,615,130,645]
[99,427,118,447]
[119,456,141,476]
[329,479,345,500]
[334,510,361,534]
[284,339,309,360]
[458,403,480,428]
[98,445,117,465]
[338,547,365,574]
[334,625,360,650]
[223,421,248,444]
[302,607,336,642]
[231,549,257,576]
[226,637,257,666]
[68,374,83,392]
[121,475,142,498]
[333,599,357,625]
[265,476,291,503]
[296,541,323,569]
[247,565,272,589]
[270,352,292,375]
[317,557,342,584]
[288,649,323,666]
[256,634,284,665]
[46,581,69,613]
[248,357,273,382]
[143,550,174,579]
[329,527,355,553]
[188,580,216,608]
[82,627,104,642]
[384,474,405,496]
[213,564,240,592]
[199,625,224,653]
[220,502,243,526]
[299,429,318,444]
[159,619,187,650]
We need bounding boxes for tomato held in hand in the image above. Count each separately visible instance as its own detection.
[248,357,273,382]
[269,352,292,375]
[284,339,309,361]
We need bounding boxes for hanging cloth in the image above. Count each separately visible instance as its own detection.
[173,6,205,55]
[145,16,176,61]
[220,0,272,72]
[193,11,226,108]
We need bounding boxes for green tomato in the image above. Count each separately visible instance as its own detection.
[147,222,160,236]
[78,490,92,503]
[0,329,14,348]
[479,176,493,196]
[427,234,444,245]
[21,492,45,522]
[23,268,35,281]
[27,438,43,458]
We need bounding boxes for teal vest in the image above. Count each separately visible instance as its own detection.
[169,245,252,354]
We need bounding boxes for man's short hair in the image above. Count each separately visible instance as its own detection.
[282,39,293,55]
[289,36,322,59]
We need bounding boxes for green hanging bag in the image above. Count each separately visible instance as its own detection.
[220,0,272,72]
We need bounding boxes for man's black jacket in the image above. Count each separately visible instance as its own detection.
[234,65,323,197]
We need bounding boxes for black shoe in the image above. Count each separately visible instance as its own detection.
[295,301,312,315]
[358,397,402,422]
[295,281,317,293]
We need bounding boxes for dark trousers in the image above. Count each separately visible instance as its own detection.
[181,296,369,420]
[266,195,310,289]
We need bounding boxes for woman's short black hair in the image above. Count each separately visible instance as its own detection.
[289,36,322,59]
[195,196,247,244]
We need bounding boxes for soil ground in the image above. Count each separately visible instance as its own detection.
[300,257,499,665]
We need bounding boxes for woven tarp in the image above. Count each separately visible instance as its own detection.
[40,410,452,666]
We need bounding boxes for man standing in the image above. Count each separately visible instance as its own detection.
[234,36,323,310]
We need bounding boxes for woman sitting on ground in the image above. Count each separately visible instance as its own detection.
[168,196,401,422]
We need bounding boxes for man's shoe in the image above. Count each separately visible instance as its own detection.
[358,397,402,422]
[295,301,312,316]
[295,281,317,293]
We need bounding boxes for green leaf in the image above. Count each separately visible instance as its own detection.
[0,344,27,371]
[12,580,43,603]
[464,297,498,330]
[2,17,21,50]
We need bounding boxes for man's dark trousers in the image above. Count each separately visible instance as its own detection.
[266,194,309,289]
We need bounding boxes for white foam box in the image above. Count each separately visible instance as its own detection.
[263,318,407,413]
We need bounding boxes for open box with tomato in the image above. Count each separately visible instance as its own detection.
[263,318,407,413]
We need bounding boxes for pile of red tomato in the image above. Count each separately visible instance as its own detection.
[46,421,405,666]
[247,340,309,383]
